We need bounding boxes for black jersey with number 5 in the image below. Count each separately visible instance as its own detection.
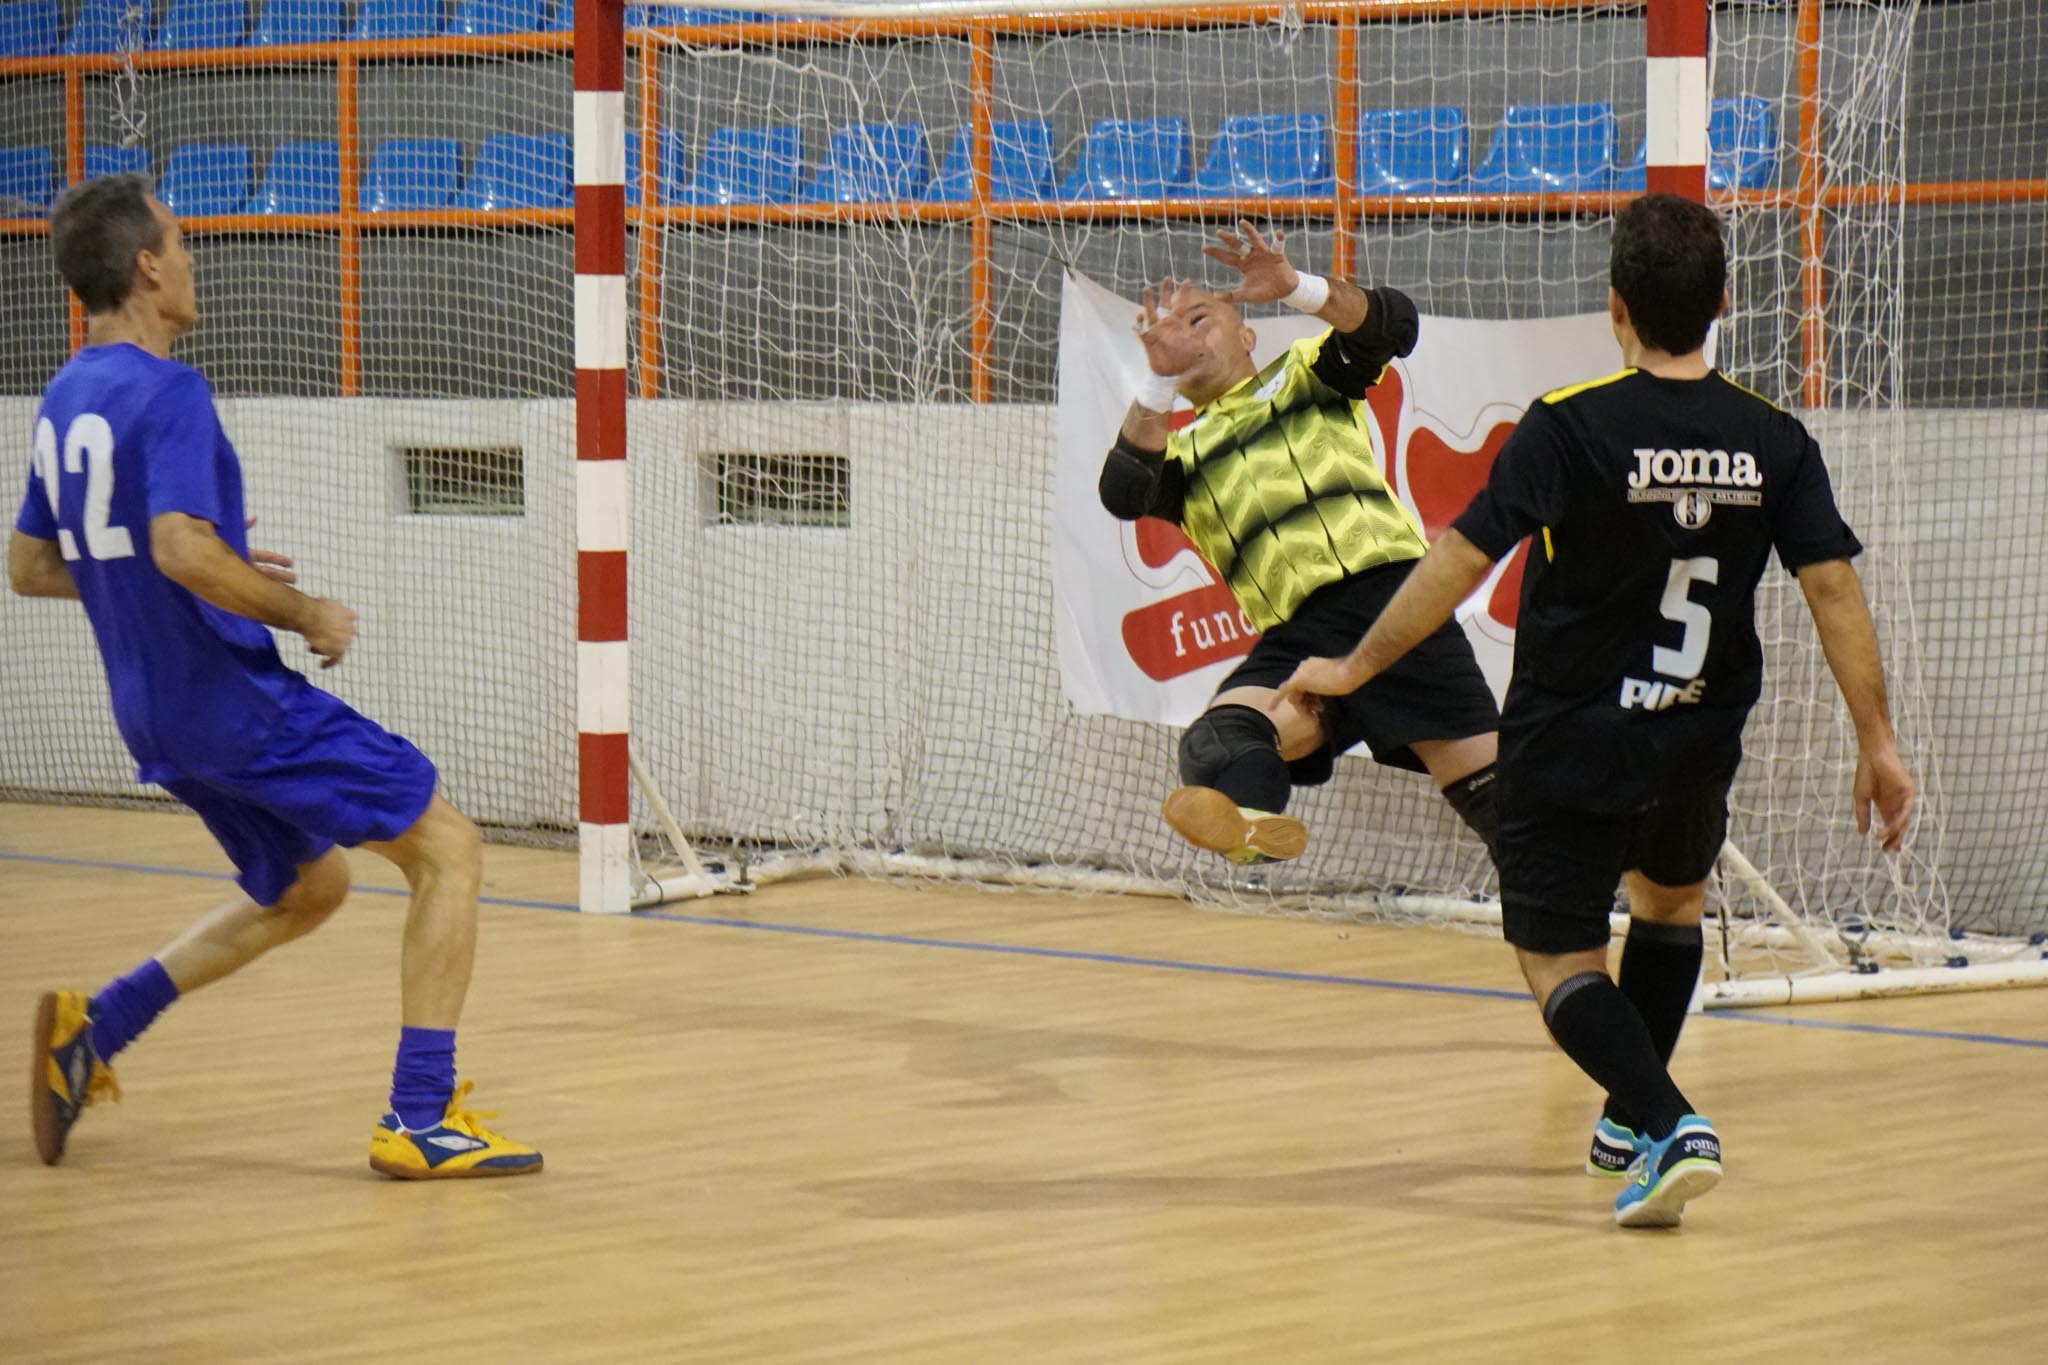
[1451,369,1862,814]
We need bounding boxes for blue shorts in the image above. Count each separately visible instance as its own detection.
[158,689,439,908]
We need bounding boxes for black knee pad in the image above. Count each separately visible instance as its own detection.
[1179,704,1290,813]
[1441,762,1501,858]
[1179,704,1279,785]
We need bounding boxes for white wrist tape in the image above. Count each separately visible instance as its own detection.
[1133,370,1182,413]
[1282,272,1331,314]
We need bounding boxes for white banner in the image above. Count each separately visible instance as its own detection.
[1053,269,1619,727]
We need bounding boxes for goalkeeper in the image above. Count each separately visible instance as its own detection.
[1098,223,1501,866]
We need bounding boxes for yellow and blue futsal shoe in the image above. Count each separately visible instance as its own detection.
[369,1080,543,1180]
[1162,785,1308,865]
[1587,1115,1641,1178]
[32,990,122,1166]
[1614,1114,1721,1228]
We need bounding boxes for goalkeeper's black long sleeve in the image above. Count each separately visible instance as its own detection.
[1098,434,1186,523]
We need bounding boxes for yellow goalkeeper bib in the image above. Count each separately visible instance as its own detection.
[1167,334,1426,631]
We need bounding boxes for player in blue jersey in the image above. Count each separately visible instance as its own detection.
[9,174,541,1179]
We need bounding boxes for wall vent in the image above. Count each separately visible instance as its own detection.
[399,445,525,517]
[704,452,850,528]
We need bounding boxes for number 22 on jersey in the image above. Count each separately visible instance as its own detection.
[32,414,135,563]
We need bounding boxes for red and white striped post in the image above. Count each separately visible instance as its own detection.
[574,0,631,914]
[1645,0,1710,202]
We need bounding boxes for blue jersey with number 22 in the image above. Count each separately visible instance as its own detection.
[16,342,306,781]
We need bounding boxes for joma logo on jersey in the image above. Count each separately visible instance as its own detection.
[1619,676,1707,711]
[1627,447,1764,490]
[1627,448,1764,525]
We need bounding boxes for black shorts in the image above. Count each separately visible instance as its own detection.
[1217,560,1500,778]
[1495,771,1734,955]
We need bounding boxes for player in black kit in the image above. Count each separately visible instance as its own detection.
[1273,195,1917,1228]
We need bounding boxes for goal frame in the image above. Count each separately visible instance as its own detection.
[573,0,2048,1008]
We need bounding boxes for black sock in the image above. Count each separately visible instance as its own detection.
[1542,971,1693,1141]
[1603,919,1704,1132]
[1439,763,1499,860]
[1180,704,1291,812]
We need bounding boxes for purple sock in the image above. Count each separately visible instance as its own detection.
[90,958,180,1061]
[390,1027,457,1130]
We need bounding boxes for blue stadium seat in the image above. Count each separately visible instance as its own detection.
[625,5,779,23]
[1357,107,1468,194]
[1471,103,1617,193]
[159,143,250,216]
[153,0,244,48]
[624,129,689,207]
[678,125,805,205]
[244,140,339,213]
[360,138,460,210]
[445,0,543,36]
[1059,118,1191,200]
[0,146,56,217]
[1193,113,1331,198]
[0,1,63,56]
[83,143,151,181]
[454,132,571,210]
[925,120,1055,202]
[543,0,568,29]
[250,0,342,44]
[1614,137,1646,191]
[1709,96,1778,190]
[62,0,150,53]
[803,122,931,203]
[349,0,442,39]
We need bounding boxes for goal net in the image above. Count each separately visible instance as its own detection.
[2,1,2043,1005]
[0,21,581,826]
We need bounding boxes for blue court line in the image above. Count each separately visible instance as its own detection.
[0,850,575,911]
[1709,1009,2048,1050]
[6,847,2048,1052]
[635,908,1535,1002]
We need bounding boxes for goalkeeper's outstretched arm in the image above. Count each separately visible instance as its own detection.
[1202,221,1419,399]
[1099,277,1205,523]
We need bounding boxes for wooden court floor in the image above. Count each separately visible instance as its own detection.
[4,801,2046,1364]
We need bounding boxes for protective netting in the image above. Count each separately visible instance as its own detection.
[627,2,2048,985]
[0,15,578,830]
[3,3,2045,991]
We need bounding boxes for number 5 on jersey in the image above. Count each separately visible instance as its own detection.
[1620,556,1720,711]
[1655,556,1719,681]
[33,414,135,563]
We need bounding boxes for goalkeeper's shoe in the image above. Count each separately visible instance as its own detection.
[1614,1114,1722,1229]
[369,1080,543,1180]
[1587,1115,1641,1178]
[32,990,122,1166]
[1162,785,1308,865]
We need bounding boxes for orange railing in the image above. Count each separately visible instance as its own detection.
[4,3,2044,404]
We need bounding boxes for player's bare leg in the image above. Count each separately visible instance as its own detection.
[154,848,352,993]
[1162,685,1316,863]
[362,794,482,1031]
[1403,732,1501,862]
[1624,870,1707,928]
[32,849,352,1165]
[1411,732,1498,789]
[361,794,539,1179]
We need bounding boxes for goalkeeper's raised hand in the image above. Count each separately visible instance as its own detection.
[1134,276,1207,378]
[1201,221,1301,305]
